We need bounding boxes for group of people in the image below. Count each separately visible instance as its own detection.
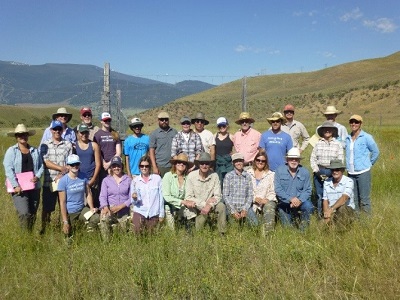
[3,104,379,238]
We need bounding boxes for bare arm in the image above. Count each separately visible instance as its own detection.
[90,142,101,187]
[149,148,159,175]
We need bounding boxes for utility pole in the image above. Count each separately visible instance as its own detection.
[241,76,247,112]
[116,89,121,132]
[101,62,110,113]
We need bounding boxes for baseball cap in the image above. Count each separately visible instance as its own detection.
[80,107,92,115]
[180,116,191,124]
[130,117,144,127]
[158,111,170,119]
[50,120,63,129]
[77,124,89,133]
[67,154,81,165]
[110,156,122,166]
[231,152,244,161]
[349,114,363,123]
[216,117,228,126]
[101,112,112,121]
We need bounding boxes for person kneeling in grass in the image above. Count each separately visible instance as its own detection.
[59,154,100,237]
[223,152,256,226]
[322,159,355,229]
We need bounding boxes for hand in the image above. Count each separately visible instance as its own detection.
[101,206,111,217]
[63,223,70,234]
[159,217,164,223]
[132,193,138,200]
[240,210,247,218]
[14,186,22,194]
[324,207,333,219]
[232,212,241,220]
[206,197,217,205]
[31,176,39,183]
[200,204,211,215]
[255,197,267,205]
[110,204,124,214]
[290,197,302,208]
[182,200,196,208]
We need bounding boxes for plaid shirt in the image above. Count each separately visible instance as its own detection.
[40,139,73,186]
[310,138,343,172]
[171,130,203,162]
[223,169,253,213]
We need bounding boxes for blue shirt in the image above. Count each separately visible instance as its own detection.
[259,130,293,171]
[123,134,150,175]
[58,172,87,214]
[323,175,355,209]
[131,174,165,218]
[274,164,311,204]
[345,130,379,173]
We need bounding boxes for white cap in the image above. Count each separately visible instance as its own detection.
[101,112,112,121]
[216,117,228,126]
[67,154,81,165]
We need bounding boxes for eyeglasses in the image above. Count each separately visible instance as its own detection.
[58,114,69,118]
[284,110,294,114]
[199,162,210,166]
[271,120,281,123]
[82,114,92,118]
[159,118,169,122]
[69,163,80,167]
[181,122,191,125]
[52,127,63,132]
[349,120,361,124]
[139,164,150,168]
[16,133,28,138]
[255,159,266,163]
[194,120,205,124]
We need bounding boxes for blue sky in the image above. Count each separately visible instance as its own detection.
[1,0,399,85]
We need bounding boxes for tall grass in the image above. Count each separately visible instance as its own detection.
[0,126,399,299]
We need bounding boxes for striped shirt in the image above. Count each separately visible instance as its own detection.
[171,130,203,162]
[223,169,253,213]
[310,138,343,173]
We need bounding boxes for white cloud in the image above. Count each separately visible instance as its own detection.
[268,50,280,55]
[363,18,397,33]
[235,45,250,52]
[293,11,304,17]
[340,7,363,22]
[322,52,336,58]
[234,45,267,54]
[308,10,318,17]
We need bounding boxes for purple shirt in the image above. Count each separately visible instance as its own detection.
[94,129,121,162]
[99,174,132,215]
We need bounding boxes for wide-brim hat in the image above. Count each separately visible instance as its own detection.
[323,106,342,115]
[170,153,194,169]
[130,117,144,127]
[327,159,346,169]
[235,112,255,125]
[191,112,209,125]
[194,152,213,164]
[286,147,303,159]
[267,112,286,124]
[7,124,36,137]
[317,121,339,138]
[52,107,72,122]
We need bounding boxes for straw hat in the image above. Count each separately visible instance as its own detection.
[52,107,72,122]
[286,148,303,159]
[7,124,36,137]
[170,153,194,168]
[323,106,342,115]
[267,112,286,124]
[235,112,255,125]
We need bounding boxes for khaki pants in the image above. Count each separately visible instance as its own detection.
[195,202,227,234]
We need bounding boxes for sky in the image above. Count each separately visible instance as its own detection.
[1,0,399,85]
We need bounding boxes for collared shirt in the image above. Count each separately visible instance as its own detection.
[310,138,343,172]
[223,169,253,213]
[3,143,44,189]
[323,175,355,209]
[345,130,379,174]
[131,174,164,218]
[149,126,178,168]
[171,130,203,162]
[40,139,73,187]
[259,130,293,171]
[274,164,312,204]
[282,119,310,151]
[99,175,132,215]
[246,168,277,202]
[316,122,348,148]
[233,128,261,163]
[195,129,215,154]
[162,171,187,208]
[186,170,221,210]
[40,126,76,145]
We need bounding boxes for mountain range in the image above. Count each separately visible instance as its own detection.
[0,61,215,109]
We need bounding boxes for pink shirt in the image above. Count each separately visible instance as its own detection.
[233,128,261,163]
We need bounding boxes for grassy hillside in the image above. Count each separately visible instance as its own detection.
[136,51,400,128]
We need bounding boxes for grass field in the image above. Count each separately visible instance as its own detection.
[0,125,399,299]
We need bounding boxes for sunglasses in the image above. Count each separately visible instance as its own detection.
[159,118,169,122]
[195,120,205,124]
[284,110,294,114]
[349,120,361,124]
[240,120,250,124]
[58,114,69,118]
[175,162,187,165]
[271,120,281,123]
[79,131,89,135]
[103,119,112,123]
[332,168,343,172]
[255,159,266,163]
[199,162,210,166]
[111,164,121,168]
[69,163,80,167]
[139,164,150,168]
[181,122,191,125]
[131,125,143,129]
[16,133,28,138]
[82,114,92,117]
[52,127,63,132]
[218,125,227,128]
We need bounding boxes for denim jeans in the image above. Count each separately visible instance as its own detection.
[313,168,332,215]
[278,200,314,230]
[349,170,372,214]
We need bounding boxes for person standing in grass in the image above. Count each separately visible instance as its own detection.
[74,107,99,141]
[131,156,164,234]
[99,156,132,239]
[3,124,43,232]
[281,104,310,153]
[40,107,76,145]
[274,148,313,230]
[162,153,196,229]
[246,149,277,235]
[214,117,234,186]
[124,117,149,178]
[192,112,216,162]
[320,106,348,148]
[311,121,343,216]
[345,115,379,214]
[75,124,101,208]
[185,152,227,235]
[322,160,355,229]
[59,154,100,236]
[40,120,73,234]
[223,153,255,225]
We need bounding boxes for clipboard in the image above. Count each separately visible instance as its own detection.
[5,171,35,193]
